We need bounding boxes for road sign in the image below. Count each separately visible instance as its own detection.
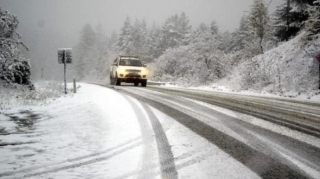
[58,48,72,94]
[58,48,72,64]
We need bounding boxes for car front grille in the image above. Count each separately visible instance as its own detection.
[125,74,141,78]
[126,69,141,73]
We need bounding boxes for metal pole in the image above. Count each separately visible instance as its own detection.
[64,50,67,94]
[73,77,76,93]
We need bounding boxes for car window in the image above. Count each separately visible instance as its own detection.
[113,58,118,65]
[119,59,142,67]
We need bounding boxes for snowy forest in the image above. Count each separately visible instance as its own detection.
[72,0,320,95]
[1,0,320,95]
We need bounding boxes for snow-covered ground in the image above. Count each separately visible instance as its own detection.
[0,83,147,178]
[0,83,267,179]
[1,83,319,178]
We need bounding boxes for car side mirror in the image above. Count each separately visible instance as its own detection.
[143,64,147,67]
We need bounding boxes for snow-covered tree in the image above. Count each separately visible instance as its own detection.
[273,0,315,41]
[93,24,109,76]
[248,0,272,53]
[210,20,219,35]
[131,19,147,55]
[305,0,320,38]
[161,13,192,49]
[0,7,32,85]
[153,21,230,86]
[117,16,133,54]
[224,14,258,62]
[74,24,97,79]
[108,31,118,50]
[178,12,192,45]
[144,23,163,60]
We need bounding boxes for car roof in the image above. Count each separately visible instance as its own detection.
[119,56,139,60]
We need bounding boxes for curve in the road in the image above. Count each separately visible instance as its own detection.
[118,88,312,179]
[146,87,320,138]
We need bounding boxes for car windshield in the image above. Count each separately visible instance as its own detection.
[119,59,142,67]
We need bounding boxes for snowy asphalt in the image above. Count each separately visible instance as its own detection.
[107,84,320,179]
[1,83,320,179]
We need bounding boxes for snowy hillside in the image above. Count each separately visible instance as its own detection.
[214,32,320,98]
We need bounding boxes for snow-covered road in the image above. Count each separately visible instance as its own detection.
[1,83,320,179]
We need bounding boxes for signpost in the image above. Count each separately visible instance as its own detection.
[58,48,72,94]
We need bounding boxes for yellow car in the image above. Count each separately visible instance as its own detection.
[110,56,148,87]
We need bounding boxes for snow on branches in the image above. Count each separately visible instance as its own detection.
[248,0,272,53]
[0,7,31,86]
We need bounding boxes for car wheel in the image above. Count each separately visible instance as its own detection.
[141,81,147,87]
[116,79,121,86]
[110,74,114,85]
[115,75,121,86]
[134,82,139,86]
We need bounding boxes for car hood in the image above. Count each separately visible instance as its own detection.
[119,66,146,70]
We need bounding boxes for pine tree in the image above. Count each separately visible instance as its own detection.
[273,0,315,41]
[305,0,320,39]
[146,23,163,59]
[75,24,96,79]
[93,24,108,77]
[178,12,192,45]
[226,15,255,53]
[210,20,219,35]
[161,13,192,50]
[117,16,133,54]
[108,31,118,49]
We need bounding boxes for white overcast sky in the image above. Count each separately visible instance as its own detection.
[1,0,282,36]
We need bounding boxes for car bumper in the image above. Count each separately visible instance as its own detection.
[117,73,147,80]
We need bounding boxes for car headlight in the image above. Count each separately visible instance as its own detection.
[117,68,125,74]
[141,69,147,75]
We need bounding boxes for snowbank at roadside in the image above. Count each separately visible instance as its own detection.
[159,82,320,102]
[219,32,320,96]
[0,83,143,178]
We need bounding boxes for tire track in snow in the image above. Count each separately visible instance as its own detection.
[142,103,178,179]
[0,138,141,178]
[111,148,210,179]
[146,87,320,138]
[130,87,320,178]
[18,142,141,179]
[150,92,320,171]
[118,88,311,179]
[123,95,158,179]
[123,94,178,179]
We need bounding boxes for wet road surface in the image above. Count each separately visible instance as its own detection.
[106,84,320,179]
